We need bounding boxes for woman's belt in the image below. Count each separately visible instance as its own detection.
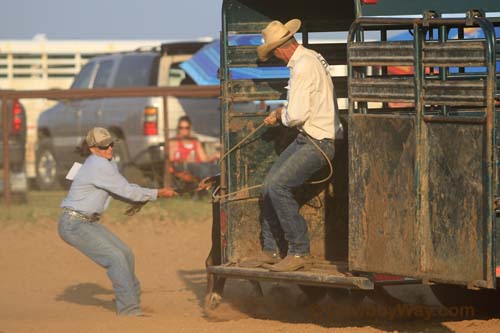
[62,208,100,223]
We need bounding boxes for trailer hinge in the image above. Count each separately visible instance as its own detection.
[466,9,485,26]
[422,10,440,27]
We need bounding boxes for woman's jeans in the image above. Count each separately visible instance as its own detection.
[261,133,336,256]
[58,211,142,316]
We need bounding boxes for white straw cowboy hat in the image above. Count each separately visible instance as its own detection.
[257,19,301,62]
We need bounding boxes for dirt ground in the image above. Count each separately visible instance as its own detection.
[2,205,500,333]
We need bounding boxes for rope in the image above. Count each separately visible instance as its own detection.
[213,122,334,202]
[303,132,334,185]
[218,122,267,165]
[211,184,263,202]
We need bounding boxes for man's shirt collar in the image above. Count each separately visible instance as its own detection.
[287,45,305,69]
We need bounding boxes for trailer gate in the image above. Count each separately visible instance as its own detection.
[348,15,498,289]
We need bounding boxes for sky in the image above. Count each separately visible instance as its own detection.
[0,0,223,40]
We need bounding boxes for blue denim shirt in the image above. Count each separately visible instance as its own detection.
[61,154,158,216]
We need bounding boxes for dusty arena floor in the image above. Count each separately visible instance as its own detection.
[1,192,500,333]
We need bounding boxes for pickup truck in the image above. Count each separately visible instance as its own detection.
[36,41,226,190]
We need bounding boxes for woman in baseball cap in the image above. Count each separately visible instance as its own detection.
[59,127,177,316]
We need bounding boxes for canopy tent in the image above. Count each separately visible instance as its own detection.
[180,35,290,85]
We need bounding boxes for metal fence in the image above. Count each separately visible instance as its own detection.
[0,85,220,205]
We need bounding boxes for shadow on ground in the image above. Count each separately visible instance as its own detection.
[55,282,115,312]
[178,269,209,308]
[177,268,491,332]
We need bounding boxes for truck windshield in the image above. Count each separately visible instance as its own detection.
[71,62,96,89]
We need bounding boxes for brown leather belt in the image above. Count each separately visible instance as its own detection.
[62,208,100,223]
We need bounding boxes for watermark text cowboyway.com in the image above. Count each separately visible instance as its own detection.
[309,303,475,320]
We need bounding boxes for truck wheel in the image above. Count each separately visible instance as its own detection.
[36,139,61,190]
[430,283,500,316]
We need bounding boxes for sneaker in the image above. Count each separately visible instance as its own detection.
[239,250,281,268]
[268,254,308,272]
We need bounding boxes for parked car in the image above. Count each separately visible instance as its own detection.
[36,41,231,190]
[0,99,28,201]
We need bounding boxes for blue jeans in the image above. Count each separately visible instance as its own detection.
[58,211,142,316]
[261,133,335,256]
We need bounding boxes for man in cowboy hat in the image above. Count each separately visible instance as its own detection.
[240,19,343,272]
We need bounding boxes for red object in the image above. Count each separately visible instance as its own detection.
[143,122,158,135]
[362,0,378,4]
[372,274,406,282]
[11,100,23,134]
[172,139,201,163]
[143,106,158,135]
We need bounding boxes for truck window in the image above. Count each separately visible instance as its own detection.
[71,62,96,89]
[168,68,187,86]
[93,60,114,88]
[168,64,196,86]
[113,54,158,87]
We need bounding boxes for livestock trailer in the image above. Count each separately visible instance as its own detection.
[206,0,500,312]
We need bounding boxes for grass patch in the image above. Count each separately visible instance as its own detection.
[0,191,212,226]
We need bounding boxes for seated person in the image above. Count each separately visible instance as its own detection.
[169,116,219,182]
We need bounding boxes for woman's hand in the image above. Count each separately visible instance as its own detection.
[158,187,178,198]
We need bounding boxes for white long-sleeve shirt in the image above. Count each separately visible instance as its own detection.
[280,45,343,140]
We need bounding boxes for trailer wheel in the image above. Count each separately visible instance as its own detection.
[430,283,500,316]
